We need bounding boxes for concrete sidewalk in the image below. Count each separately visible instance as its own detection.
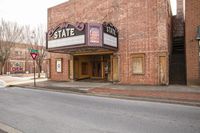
[9,80,200,106]
[0,74,47,87]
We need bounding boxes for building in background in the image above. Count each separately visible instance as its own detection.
[185,0,200,85]
[4,43,49,75]
[170,0,186,84]
[5,43,33,74]
[47,0,172,85]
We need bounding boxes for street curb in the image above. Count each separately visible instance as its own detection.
[0,122,23,133]
[88,93,200,107]
[8,85,200,107]
[9,85,88,94]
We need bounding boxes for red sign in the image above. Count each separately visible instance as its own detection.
[30,53,38,60]
[11,67,23,72]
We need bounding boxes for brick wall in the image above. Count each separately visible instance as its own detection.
[50,53,70,81]
[48,0,172,85]
[185,0,200,85]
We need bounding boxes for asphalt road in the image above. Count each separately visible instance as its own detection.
[0,87,200,133]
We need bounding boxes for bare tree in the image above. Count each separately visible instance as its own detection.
[23,25,47,78]
[0,19,23,75]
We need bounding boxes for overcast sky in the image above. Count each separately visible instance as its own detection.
[0,0,177,27]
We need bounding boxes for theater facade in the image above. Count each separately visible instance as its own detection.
[47,0,172,85]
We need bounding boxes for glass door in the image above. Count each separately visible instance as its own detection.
[92,61,102,78]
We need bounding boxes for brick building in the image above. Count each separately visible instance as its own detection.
[47,0,172,85]
[185,0,200,85]
[3,43,49,75]
[3,43,34,74]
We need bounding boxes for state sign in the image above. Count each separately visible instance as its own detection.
[30,53,38,60]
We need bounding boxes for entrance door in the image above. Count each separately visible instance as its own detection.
[103,55,111,80]
[159,56,167,85]
[112,56,119,81]
[92,61,102,78]
[73,54,112,80]
[74,58,79,80]
[91,55,111,80]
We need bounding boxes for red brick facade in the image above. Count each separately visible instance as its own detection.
[185,0,200,85]
[48,0,172,85]
[49,53,70,81]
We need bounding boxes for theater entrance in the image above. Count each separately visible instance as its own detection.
[73,54,112,81]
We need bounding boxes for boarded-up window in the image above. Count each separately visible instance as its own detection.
[81,62,88,75]
[132,54,145,74]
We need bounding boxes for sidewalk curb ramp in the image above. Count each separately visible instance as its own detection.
[0,80,6,87]
[0,122,23,133]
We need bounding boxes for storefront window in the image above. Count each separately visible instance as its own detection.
[132,54,145,74]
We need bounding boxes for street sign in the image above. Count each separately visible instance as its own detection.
[29,48,39,53]
[30,53,38,60]
[29,48,38,87]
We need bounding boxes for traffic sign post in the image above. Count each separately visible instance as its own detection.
[30,49,38,87]
[33,59,36,87]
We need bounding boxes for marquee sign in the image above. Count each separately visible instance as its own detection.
[87,24,103,47]
[46,22,119,52]
[47,22,86,49]
[103,22,118,48]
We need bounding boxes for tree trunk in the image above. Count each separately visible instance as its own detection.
[38,65,42,78]
[0,65,5,75]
